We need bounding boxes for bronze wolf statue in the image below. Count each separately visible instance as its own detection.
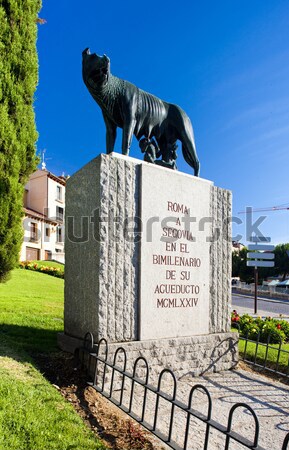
[82,48,200,176]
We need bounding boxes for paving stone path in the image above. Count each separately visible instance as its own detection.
[104,366,289,449]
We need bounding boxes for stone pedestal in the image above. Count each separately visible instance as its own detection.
[59,153,237,375]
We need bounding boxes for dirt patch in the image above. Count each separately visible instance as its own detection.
[237,359,289,386]
[33,351,165,450]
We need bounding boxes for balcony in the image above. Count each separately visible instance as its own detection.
[29,234,39,243]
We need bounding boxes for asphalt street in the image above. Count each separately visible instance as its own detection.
[232,293,289,317]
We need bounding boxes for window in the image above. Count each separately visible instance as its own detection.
[56,185,62,201]
[30,222,38,242]
[56,206,64,221]
[45,227,50,238]
[56,226,63,243]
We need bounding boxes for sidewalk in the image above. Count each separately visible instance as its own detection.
[175,367,289,449]
[231,303,289,318]
[107,364,289,449]
[232,288,289,303]
[231,293,289,319]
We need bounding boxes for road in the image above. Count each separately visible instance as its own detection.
[232,293,289,317]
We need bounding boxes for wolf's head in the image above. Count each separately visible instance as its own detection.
[82,48,110,88]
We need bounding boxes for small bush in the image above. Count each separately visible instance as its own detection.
[243,322,260,341]
[261,321,286,344]
[232,311,288,344]
[276,319,289,339]
[19,261,64,279]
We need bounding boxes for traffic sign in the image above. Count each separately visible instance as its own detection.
[247,252,274,260]
[249,236,271,243]
[247,239,275,267]
[248,244,275,251]
[247,260,275,268]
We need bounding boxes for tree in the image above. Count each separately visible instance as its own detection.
[232,250,242,278]
[232,247,254,283]
[232,243,289,284]
[274,243,289,281]
[0,0,41,281]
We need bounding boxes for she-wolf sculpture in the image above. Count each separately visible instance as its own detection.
[82,48,200,176]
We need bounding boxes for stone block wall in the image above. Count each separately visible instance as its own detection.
[96,333,238,380]
[209,186,232,334]
[64,154,140,342]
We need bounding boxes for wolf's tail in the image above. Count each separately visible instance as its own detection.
[171,105,200,176]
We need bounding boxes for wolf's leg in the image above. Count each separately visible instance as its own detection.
[103,111,117,154]
[177,119,200,176]
[122,118,136,155]
[168,104,200,176]
[181,135,200,176]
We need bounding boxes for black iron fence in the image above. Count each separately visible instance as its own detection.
[233,324,289,380]
[79,332,289,450]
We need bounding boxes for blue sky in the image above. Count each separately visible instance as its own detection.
[36,0,289,245]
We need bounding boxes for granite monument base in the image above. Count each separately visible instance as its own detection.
[59,152,238,376]
[58,332,238,378]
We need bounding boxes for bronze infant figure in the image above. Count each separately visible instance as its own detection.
[82,48,200,176]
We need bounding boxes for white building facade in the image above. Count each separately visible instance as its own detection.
[20,169,66,263]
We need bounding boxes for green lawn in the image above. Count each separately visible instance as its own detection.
[0,269,106,450]
[0,269,64,352]
[239,337,289,374]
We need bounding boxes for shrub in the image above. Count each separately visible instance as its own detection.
[276,320,289,341]
[232,311,288,344]
[261,321,286,344]
[231,310,240,324]
[19,261,64,279]
[239,314,253,327]
[242,322,260,341]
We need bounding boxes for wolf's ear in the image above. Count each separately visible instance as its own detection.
[82,48,90,57]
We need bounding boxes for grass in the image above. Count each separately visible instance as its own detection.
[0,269,64,352]
[0,343,104,450]
[0,269,106,450]
[238,337,289,374]
[232,323,289,375]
